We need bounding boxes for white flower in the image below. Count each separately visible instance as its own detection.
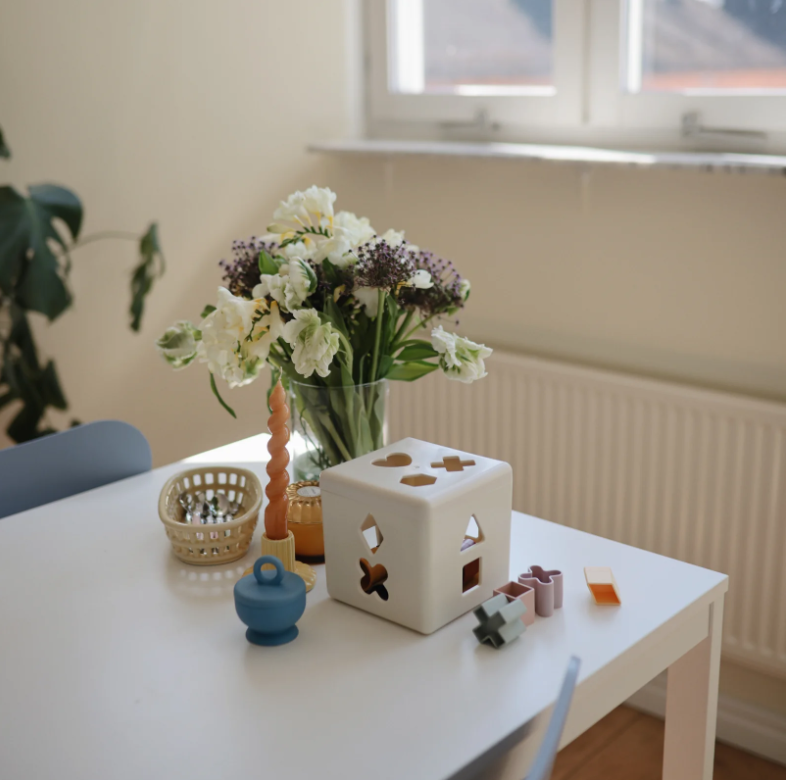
[316,227,357,268]
[280,239,317,262]
[253,257,316,312]
[373,228,419,254]
[335,211,376,246]
[253,272,287,307]
[156,320,199,369]
[459,278,471,301]
[197,287,271,387]
[404,269,433,289]
[268,186,337,237]
[246,301,286,362]
[354,286,381,318]
[431,326,492,384]
[283,308,341,378]
[285,256,318,310]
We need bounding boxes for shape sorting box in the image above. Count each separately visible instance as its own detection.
[320,438,513,634]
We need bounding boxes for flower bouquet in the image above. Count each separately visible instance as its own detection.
[157,187,492,479]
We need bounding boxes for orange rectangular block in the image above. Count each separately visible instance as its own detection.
[584,566,621,605]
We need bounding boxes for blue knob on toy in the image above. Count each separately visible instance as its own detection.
[234,555,307,646]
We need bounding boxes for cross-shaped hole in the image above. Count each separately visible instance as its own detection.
[360,558,389,601]
[431,456,476,472]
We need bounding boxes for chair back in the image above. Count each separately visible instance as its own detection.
[0,420,152,519]
[525,656,581,780]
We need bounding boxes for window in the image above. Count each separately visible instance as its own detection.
[366,0,786,150]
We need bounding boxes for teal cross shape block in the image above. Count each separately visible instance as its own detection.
[473,593,527,648]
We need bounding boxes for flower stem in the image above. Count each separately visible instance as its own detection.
[369,289,386,381]
[402,313,437,344]
[391,310,414,349]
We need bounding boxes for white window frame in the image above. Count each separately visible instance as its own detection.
[365,0,786,153]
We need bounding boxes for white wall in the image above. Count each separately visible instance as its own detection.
[0,0,350,464]
[2,0,786,725]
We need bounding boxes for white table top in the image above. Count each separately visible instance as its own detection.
[0,435,728,780]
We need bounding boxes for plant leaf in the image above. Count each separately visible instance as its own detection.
[396,341,439,361]
[7,185,81,319]
[129,222,164,331]
[200,304,216,319]
[0,187,28,292]
[386,360,439,382]
[41,360,67,410]
[258,248,280,276]
[28,184,83,241]
[7,402,45,443]
[210,373,236,418]
[0,126,10,159]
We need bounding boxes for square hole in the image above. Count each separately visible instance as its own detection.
[193,474,202,486]
[462,558,481,593]
[205,473,214,484]
[218,473,227,484]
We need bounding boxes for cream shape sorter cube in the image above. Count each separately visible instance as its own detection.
[320,437,513,634]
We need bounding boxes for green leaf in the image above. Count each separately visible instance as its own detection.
[386,360,439,382]
[200,304,216,318]
[28,184,83,241]
[2,184,82,319]
[0,126,10,159]
[396,341,439,361]
[9,304,40,371]
[129,222,164,331]
[377,354,394,378]
[258,248,280,276]
[210,373,236,418]
[40,360,67,410]
[7,402,45,443]
[0,187,28,292]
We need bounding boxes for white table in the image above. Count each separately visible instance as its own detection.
[0,435,728,780]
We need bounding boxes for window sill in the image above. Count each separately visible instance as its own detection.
[309,138,786,176]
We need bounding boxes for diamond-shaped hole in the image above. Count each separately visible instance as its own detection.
[461,514,485,551]
[360,514,383,553]
[400,474,437,487]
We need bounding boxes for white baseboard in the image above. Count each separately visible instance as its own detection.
[627,674,786,768]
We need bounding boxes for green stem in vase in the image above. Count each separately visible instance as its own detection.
[369,289,386,382]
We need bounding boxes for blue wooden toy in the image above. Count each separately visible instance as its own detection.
[472,593,527,648]
[234,556,306,646]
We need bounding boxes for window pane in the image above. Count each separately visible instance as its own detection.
[389,0,553,96]
[626,0,786,92]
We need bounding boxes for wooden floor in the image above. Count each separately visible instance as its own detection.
[551,706,786,780]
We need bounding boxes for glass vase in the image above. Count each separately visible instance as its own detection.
[288,378,389,482]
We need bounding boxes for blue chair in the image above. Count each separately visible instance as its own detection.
[0,420,152,519]
[526,656,581,780]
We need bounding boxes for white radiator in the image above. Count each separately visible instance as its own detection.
[388,350,786,678]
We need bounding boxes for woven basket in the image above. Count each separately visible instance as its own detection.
[158,466,263,566]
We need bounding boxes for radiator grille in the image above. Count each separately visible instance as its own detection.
[388,350,786,677]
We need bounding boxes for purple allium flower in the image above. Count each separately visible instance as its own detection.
[354,240,415,291]
[398,248,466,317]
[219,237,276,298]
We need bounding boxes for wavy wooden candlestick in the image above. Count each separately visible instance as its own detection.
[264,380,290,541]
[257,380,317,593]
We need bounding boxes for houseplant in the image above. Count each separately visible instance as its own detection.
[0,124,163,442]
[157,186,491,479]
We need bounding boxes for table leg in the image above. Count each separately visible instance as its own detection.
[662,595,724,780]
